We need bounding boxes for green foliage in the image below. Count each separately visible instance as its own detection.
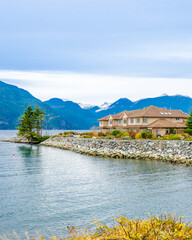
[169,128,174,134]
[186,109,192,129]
[17,106,45,141]
[184,128,192,136]
[184,109,192,135]
[32,135,50,143]
[162,134,181,140]
[141,130,153,139]
[103,135,115,139]
[33,107,45,137]
[111,130,123,136]
[122,131,129,137]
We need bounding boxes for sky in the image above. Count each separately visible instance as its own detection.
[0,0,192,104]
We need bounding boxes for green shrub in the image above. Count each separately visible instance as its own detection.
[33,135,50,143]
[141,130,152,139]
[105,135,115,139]
[111,130,123,136]
[83,135,91,138]
[184,128,192,136]
[64,131,74,135]
[168,134,181,140]
[122,131,129,137]
[169,128,174,134]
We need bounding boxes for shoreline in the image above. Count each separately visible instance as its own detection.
[40,137,192,166]
[1,136,192,166]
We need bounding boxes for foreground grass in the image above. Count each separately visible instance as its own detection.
[2,215,192,240]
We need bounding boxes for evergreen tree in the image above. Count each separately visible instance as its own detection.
[17,106,45,141]
[184,109,192,135]
[33,107,45,137]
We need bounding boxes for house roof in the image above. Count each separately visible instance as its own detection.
[147,118,186,128]
[98,106,189,121]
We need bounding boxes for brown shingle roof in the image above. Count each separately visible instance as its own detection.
[98,105,189,121]
[147,118,186,128]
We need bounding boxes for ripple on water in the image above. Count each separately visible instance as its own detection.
[0,142,192,238]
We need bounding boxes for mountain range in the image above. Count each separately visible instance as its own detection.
[0,80,191,130]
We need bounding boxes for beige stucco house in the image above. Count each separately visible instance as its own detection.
[98,105,189,136]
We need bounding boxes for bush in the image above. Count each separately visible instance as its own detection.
[115,134,123,138]
[129,132,137,139]
[168,134,181,140]
[169,128,175,134]
[122,136,131,140]
[122,131,129,137]
[184,128,192,136]
[111,130,123,136]
[64,131,74,135]
[92,132,98,137]
[14,215,192,239]
[33,135,50,143]
[104,135,115,139]
[135,133,142,139]
[80,132,92,136]
[98,132,107,137]
[141,130,152,139]
[83,135,91,138]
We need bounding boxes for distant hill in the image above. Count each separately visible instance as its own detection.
[44,98,98,129]
[0,80,191,130]
[0,81,70,130]
[93,95,192,119]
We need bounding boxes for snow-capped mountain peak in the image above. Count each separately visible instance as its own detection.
[96,102,112,112]
[78,103,97,109]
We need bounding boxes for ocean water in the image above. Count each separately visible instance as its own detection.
[0,129,91,139]
[0,131,192,238]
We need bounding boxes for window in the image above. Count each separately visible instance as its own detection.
[123,119,127,125]
[100,121,103,126]
[176,118,180,120]
[115,120,118,125]
[136,118,140,123]
[143,118,147,123]
[118,120,121,125]
[130,118,134,124]
[109,120,112,126]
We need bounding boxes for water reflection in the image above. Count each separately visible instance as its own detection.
[18,145,40,158]
[18,145,42,175]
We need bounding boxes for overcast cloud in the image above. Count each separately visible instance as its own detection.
[1,71,191,105]
[0,0,192,103]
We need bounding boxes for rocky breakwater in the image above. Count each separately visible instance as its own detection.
[40,137,192,165]
[0,136,30,143]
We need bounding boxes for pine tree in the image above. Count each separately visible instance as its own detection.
[33,107,45,137]
[17,106,45,141]
[184,109,192,135]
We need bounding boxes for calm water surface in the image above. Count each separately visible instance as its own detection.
[0,131,192,238]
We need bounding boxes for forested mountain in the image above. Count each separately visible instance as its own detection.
[0,81,70,129]
[44,98,98,129]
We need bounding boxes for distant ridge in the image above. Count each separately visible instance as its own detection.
[0,80,191,130]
